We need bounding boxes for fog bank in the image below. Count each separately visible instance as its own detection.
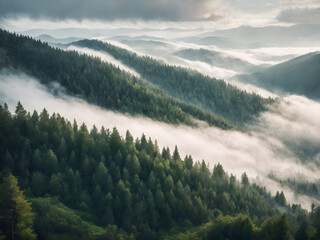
[66,45,140,77]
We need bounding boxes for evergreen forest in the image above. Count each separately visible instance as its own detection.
[0,29,233,129]
[70,39,273,125]
[0,103,319,240]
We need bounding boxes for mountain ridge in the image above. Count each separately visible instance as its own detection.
[236,51,320,98]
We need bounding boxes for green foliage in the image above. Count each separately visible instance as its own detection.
[0,174,36,240]
[71,39,274,125]
[31,197,136,240]
[260,215,291,240]
[164,214,299,240]
[268,174,319,200]
[275,191,287,207]
[202,215,260,240]
[0,103,284,239]
[96,225,135,240]
[0,28,233,129]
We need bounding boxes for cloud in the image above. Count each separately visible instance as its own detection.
[0,0,222,22]
[66,45,140,77]
[218,0,279,14]
[0,70,320,209]
[277,7,320,24]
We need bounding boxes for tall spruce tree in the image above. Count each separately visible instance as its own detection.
[0,174,36,240]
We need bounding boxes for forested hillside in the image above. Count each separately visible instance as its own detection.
[70,39,273,124]
[1,102,319,240]
[174,48,264,73]
[236,52,320,99]
[0,29,232,129]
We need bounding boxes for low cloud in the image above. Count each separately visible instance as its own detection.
[66,46,140,77]
[277,7,320,24]
[0,71,319,209]
[0,0,222,22]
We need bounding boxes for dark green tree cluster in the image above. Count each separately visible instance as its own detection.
[166,214,288,240]
[71,39,274,125]
[269,174,320,201]
[166,212,320,240]
[0,102,308,239]
[0,28,232,129]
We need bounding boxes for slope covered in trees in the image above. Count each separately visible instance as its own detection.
[70,39,273,125]
[174,48,265,73]
[0,102,319,239]
[236,52,320,99]
[0,29,232,129]
[165,212,320,240]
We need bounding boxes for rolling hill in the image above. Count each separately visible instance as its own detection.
[0,29,233,129]
[69,39,273,125]
[198,24,320,47]
[174,48,266,73]
[236,52,320,98]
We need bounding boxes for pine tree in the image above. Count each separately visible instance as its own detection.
[14,101,27,118]
[0,174,36,240]
[172,146,181,161]
[275,191,286,206]
[241,172,249,187]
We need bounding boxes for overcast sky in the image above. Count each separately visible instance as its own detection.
[1,0,320,30]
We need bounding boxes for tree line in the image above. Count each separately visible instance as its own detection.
[0,102,319,239]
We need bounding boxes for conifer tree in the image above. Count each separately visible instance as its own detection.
[0,174,36,240]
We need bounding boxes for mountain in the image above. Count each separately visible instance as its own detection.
[19,27,152,38]
[0,29,232,129]
[174,48,266,73]
[35,34,83,44]
[70,39,273,125]
[106,35,165,41]
[105,37,176,58]
[0,103,317,240]
[236,52,320,98]
[177,36,263,49]
[198,24,320,47]
[19,27,201,39]
[117,39,171,50]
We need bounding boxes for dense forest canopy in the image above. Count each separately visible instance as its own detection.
[70,39,274,125]
[0,102,319,239]
[0,28,232,129]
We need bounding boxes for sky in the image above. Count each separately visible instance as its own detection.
[1,0,320,31]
